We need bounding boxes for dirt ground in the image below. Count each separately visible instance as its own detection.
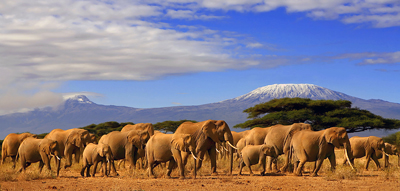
[1,161,400,191]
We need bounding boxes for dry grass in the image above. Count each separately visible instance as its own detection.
[2,149,400,182]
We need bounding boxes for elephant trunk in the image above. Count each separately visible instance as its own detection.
[344,142,355,170]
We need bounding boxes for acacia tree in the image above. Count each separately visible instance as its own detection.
[235,97,400,132]
[153,120,197,133]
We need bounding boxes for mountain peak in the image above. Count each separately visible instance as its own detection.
[64,95,93,104]
[232,84,352,101]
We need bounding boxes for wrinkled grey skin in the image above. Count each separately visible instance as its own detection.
[263,123,313,172]
[17,137,62,176]
[238,144,278,176]
[343,136,386,170]
[2,132,37,168]
[81,143,113,177]
[291,127,352,177]
[98,130,150,175]
[146,133,197,179]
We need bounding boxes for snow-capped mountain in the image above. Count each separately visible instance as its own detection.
[64,95,94,104]
[0,84,399,139]
[233,84,351,101]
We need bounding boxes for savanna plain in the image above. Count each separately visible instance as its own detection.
[1,149,399,191]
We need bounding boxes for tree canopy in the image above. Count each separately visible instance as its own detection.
[234,97,400,132]
[153,120,197,133]
[80,121,134,137]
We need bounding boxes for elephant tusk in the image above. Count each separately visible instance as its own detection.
[227,141,238,150]
[107,159,110,163]
[56,156,61,161]
[344,147,355,170]
[216,148,220,153]
[222,145,229,152]
[191,152,201,161]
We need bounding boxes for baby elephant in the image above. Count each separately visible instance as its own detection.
[17,137,61,176]
[81,143,113,177]
[239,144,277,176]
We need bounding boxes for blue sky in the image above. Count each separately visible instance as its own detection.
[0,0,399,115]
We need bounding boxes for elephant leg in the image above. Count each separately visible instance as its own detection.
[365,155,372,170]
[266,156,273,172]
[328,154,337,172]
[280,154,290,173]
[172,150,185,179]
[38,161,45,173]
[294,161,305,176]
[248,164,254,176]
[208,147,218,175]
[80,165,86,177]
[92,161,99,177]
[272,157,278,172]
[64,153,73,169]
[86,165,91,177]
[195,150,206,171]
[311,159,324,177]
[238,159,244,175]
[148,160,159,178]
[371,155,381,170]
[166,159,176,178]
[110,160,119,176]
[11,156,16,169]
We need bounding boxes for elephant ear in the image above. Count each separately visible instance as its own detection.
[66,131,83,148]
[39,139,51,155]
[171,134,188,151]
[201,120,220,144]
[97,144,105,157]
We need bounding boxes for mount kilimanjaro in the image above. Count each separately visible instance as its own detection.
[1,84,399,139]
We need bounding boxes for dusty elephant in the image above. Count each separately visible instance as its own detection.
[146,133,198,179]
[98,130,150,175]
[263,123,313,172]
[238,144,278,176]
[173,120,224,176]
[243,127,273,146]
[121,123,154,169]
[343,136,385,170]
[2,132,37,168]
[382,143,399,167]
[45,128,91,168]
[81,143,113,177]
[212,120,236,174]
[291,127,353,176]
[17,137,62,176]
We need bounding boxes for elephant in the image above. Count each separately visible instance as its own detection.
[80,143,113,177]
[121,123,154,169]
[173,120,224,176]
[382,143,399,167]
[98,129,150,175]
[2,132,37,168]
[263,123,313,172]
[291,127,353,176]
[45,128,91,168]
[238,144,278,176]
[88,133,97,144]
[17,137,61,176]
[121,123,154,136]
[343,136,385,170]
[147,133,198,179]
[243,127,273,146]
[212,120,236,174]
[231,130,251,146]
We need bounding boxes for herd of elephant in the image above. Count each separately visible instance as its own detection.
[1,120,399,179]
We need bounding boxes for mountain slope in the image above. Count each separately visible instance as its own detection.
[0,84,399,139]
